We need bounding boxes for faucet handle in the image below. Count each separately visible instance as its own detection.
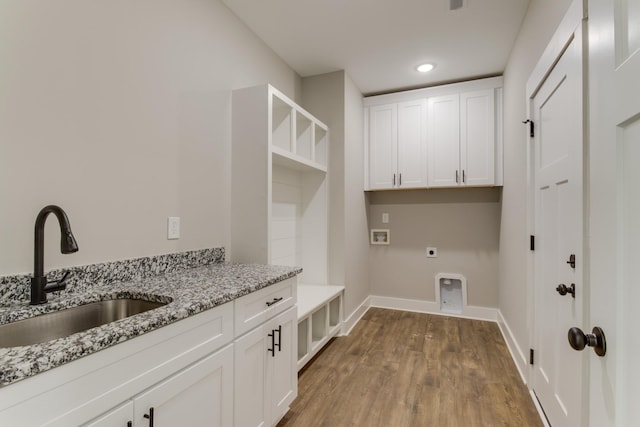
[51,270,71,285]
[44,270,71,292]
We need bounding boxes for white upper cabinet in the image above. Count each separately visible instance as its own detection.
[368,104,397,189]
[427,94,460,187]
[428,89,496,187]
[398,100,429,188]
[364,77,502,190]
[367,100,427,190]
[460,90,495,186]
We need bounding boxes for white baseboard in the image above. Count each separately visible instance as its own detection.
[369,295,498,322]
[496,310,529,384]
[340,296,371,335]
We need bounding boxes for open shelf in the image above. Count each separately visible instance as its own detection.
[296,284,344,370]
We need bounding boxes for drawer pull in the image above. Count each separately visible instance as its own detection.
[144,407,154,427]
[268,329,276,357]
[275,325,282,352]
[266,297,283,307]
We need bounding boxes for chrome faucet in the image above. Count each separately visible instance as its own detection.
[30,205,79,305]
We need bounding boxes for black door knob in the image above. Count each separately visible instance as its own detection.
[556,283,576,298]
[568,326,606,356]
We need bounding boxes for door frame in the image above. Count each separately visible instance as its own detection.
[524,0,589,422]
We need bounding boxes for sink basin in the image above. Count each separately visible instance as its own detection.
[0,299,167,348]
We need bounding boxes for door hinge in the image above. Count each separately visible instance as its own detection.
[530,235,535,251]
[530,348,535,365]
[522,119,535,137]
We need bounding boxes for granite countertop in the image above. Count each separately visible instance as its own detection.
[0,262,301,387]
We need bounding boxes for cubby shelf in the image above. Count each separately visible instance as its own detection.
[297,284,344,371]
[231,84,342,372]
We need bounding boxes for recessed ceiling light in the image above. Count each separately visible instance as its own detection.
[417,63,435,73]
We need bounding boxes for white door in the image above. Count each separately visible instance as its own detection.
[368,104,397,189]
[529,6,585,426]
[588,0,640,425]
[460,89,495,186]
[427,94,460,187]
[235,325,270,427]
[134,345,234,427]
[269,307,298,424]
[397,99,428,188]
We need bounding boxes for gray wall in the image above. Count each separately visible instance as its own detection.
[498,0,573,356]
[301,71,371,318]
[0,0,300,275]
[368,188,501,308]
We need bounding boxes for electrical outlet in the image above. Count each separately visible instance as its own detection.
[382,213,389,224]
[167,217,180,240]
[426,247,437,258]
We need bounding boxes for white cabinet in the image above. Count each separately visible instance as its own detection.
[133,345,233,427]
[85,346,233,427]
[428,89,496,187]
[367,100,427,190]
[364,76,502,190]
[231,84,328,286]
[234,299,297,427]
[233,277,297,427]
[84,402,133,427]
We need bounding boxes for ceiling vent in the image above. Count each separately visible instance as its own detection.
[449,0,464,10]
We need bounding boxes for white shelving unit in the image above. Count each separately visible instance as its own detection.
[231,84,343,371]
[296,284,344,371]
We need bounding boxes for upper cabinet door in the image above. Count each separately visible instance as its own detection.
[368,104,398,190]
[460,89,495,186]
[397,100,428,188]
[428,94,460,187]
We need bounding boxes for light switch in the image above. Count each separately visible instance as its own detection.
[382,213,389,224]
[167,217,180,240]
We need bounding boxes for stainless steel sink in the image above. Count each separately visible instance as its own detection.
[0,299,167,348]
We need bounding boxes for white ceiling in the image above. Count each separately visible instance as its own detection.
[221,0,530,95]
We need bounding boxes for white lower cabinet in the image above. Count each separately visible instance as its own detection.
[133,344,233,427]
[84,401,133,427]
[234,306,297,427]
[84,345,233,427]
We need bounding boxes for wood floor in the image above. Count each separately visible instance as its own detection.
[278,308,543,427]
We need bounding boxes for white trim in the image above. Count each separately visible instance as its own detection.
[340,296,371,335]
[369,295,498,322]
[530,390,552,427]
[496,310,529,384]
[525,0,586,97]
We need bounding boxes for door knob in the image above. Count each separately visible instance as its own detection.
[568,326,606,356]
[556,283,575,298]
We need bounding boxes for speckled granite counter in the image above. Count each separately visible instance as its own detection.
[0,253,301,387]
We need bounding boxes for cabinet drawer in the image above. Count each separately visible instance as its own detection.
[234,277,297,337]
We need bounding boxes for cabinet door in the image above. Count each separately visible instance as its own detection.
[83,401,133,427]
[269,307,298,425]
[460,89,495,186]
[397,100,428,188]
[428,94,460,187]
[133,345,233,427]
[234,325,269,427]
[368,104,398,189]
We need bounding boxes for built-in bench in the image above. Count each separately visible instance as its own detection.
[296,284,344,370]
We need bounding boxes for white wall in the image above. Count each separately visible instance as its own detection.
[0,0,300,275]
[368,188,501,308]
[498,0,573,366]
[301,71,370,318]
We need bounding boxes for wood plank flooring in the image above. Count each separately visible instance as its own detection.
[278,308,543,427]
